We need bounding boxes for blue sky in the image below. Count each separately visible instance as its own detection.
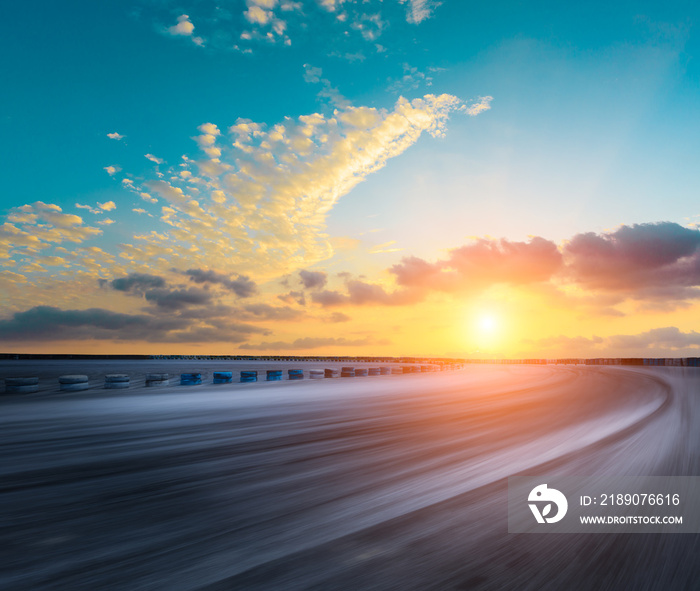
[2,0,700,356]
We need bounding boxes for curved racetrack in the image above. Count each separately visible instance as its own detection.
[1,363,699,590]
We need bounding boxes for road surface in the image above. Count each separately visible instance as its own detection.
[1,363,698,590]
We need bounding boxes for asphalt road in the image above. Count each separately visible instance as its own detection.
[1,363,698,590]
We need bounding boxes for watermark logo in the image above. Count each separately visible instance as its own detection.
[528,484,568,523]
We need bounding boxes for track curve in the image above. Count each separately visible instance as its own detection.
[1,363,697,590]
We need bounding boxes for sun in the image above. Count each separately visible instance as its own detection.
[478,314,498,334]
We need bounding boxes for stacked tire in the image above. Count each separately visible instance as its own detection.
[380,367,391,375]
[104,374,129,389]
[146,373,169,387]
[241,371,257,383]
[4,377,39,394]
[59,375,89,392]
[341,367,355,378]
[355,368,369,377]
[267,370,282,381]
[288,369,304,380]
[368,368,381,376]
[181,373,202,386]
[213,371,233,384]
[325,369,340,378]
[309,370,324,379]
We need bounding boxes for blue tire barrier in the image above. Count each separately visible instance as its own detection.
[267,370,283,381]
[59,375,89,392]
[288,369,304,380]
[368,368,381,376]
[309,370,324,379]
[355,368,369,377]
[213,371,233,384]
[341,367,355,378]
[380,367,391,375]
[325,369,340,378]
[146,373,169,387]
[240,371,258,383]
[4,377,39,394]
[180,373,202,386]
[104,374,129,390]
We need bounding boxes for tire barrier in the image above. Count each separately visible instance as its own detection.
[402,366,412,374]
[240,371,257,383]
[213,371,233,384]
[104,374,129,390]
[368,368,381,376]
[288,369,304,380]
[380,367,391,375]
[59,375,89,392]
[325,369,340,378]
[267,370,283,381]
[341,367,355,378]
[180,373,202,386]
[421,365,431,372]
[146,373,169,387]
[309,370,324,379]
[391,367,403,375]
[355,368,369,377]
[4,377,39,394]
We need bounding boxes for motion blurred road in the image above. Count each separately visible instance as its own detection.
[1,363,699,590]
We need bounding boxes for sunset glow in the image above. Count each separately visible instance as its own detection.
[2,2,700,358]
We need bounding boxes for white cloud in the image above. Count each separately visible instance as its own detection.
[97,219,116,226]
[104,165,121,176]
[120,93,467,278]
[463,96,493,116]
[99,201,117,211]
[169,14,195,36]
[399,0,441,24]
[145,154,164,165]
[107,132,124,140]
[303,64,350,108]
[245,5,273,25]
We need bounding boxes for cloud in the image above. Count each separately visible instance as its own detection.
[399,0,442,24]
[110,272,166,292]
[122,93,468,278]
[98,201,116,211]
[387,63,434,93]
[144,287,214,310]
[107,132,124,140]
[563,222,700,300]
[463,96,493,116]
[303,64,350,108]
[0,305,265,343]
[327,311,351,322]
[311,279,423,307]
[0,202,101,260]
[145,154,164,165]
[607,327,700,351]
[104,165,121,176]
[238,303,304,320]
[299,269,327,289]
[167,14,204,45]
[239,336,375,350]
[390,236,563,292]
[183,268,258,298]
[278,290,306,305]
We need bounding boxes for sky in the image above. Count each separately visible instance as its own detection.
[2,0,700,358]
